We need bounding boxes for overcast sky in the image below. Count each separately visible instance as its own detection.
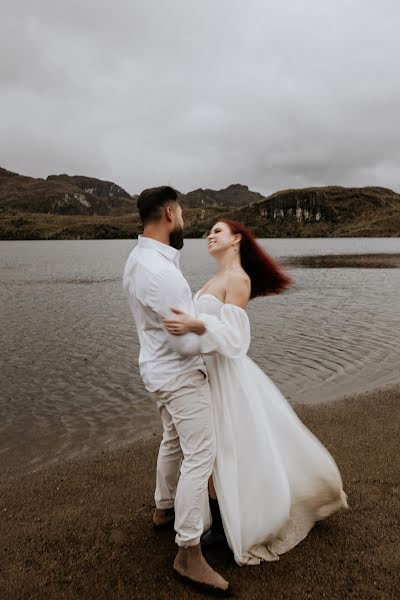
[1,0,399,196]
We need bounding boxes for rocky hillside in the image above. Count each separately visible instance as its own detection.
[180,184,264,208]
[0,167,135,215]
[0,167,264,215]
[185,186,400,237]
[1,166,399,238]
[47,174,131,200]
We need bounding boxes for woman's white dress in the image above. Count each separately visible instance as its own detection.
[194,292,348,566]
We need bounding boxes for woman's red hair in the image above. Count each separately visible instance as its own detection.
[222,220,292,299]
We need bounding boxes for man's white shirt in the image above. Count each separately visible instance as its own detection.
[123,235,205,392]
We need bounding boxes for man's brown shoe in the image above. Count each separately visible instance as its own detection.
[173,543,233,597]
[153,507,175,528]
[201,527,227,549]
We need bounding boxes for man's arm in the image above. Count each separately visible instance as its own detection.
[146,270,203,357]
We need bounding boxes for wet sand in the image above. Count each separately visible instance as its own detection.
[1,385,399,600]
[283,253,400,268]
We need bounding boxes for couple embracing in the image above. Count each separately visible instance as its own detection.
[123,186,347,596]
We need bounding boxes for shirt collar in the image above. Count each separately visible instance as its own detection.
[138,235,180,267]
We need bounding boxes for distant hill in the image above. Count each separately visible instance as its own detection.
[0,167,135,215]
[183,185,400,237]
[46,174,131,200]
[0,168,262,215]
[180,184,264,208]
[1,166,399,238]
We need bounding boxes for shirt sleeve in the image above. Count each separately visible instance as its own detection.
[141,268,202,357]
[197,304,251,359]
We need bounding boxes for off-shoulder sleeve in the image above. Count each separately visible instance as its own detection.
[197,304,250,358]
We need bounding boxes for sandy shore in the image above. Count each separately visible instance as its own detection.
[1,386,399,600]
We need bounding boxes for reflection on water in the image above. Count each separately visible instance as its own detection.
[1,238,400,478]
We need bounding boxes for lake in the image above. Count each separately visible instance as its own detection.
[1,238,399,478]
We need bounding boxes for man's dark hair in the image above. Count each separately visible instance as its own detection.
[137,186,178,226]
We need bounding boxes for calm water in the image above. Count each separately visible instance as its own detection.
[1,238,400,478]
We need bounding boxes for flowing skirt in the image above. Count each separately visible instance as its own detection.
[202,352,348,566]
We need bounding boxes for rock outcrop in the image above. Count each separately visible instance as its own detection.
[193,186,400,237]
[0,168,135,215]
[180,184,264,208]
[46,174,131,199]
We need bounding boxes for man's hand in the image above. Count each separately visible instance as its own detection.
[164,308,206,336]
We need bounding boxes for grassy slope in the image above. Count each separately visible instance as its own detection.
[0,208,227,240]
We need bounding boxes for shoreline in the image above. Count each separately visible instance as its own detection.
[2,378,398,485]
[282,253,400,268]
[1,209,400,241]
[1,385,399,599]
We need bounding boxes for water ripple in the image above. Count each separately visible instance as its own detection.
[1,239,399,477]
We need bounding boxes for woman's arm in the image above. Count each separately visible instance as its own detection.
[163,308,206,336]
[164,273,251,336]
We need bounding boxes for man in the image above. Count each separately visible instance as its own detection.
[123,186,231,596]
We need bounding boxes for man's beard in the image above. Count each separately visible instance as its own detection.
[169,226,184,250]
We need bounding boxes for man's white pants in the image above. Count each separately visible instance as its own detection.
[152,369,216,547]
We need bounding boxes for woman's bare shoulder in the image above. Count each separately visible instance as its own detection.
[224,271,251,307]
[226,269,250,287]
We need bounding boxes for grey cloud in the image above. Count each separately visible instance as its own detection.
[1,0,399,195]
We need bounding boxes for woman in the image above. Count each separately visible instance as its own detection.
[164,220,348,566]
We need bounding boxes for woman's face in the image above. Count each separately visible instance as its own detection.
[207,221,237,255]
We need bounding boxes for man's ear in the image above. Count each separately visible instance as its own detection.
[164,204,174,222]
